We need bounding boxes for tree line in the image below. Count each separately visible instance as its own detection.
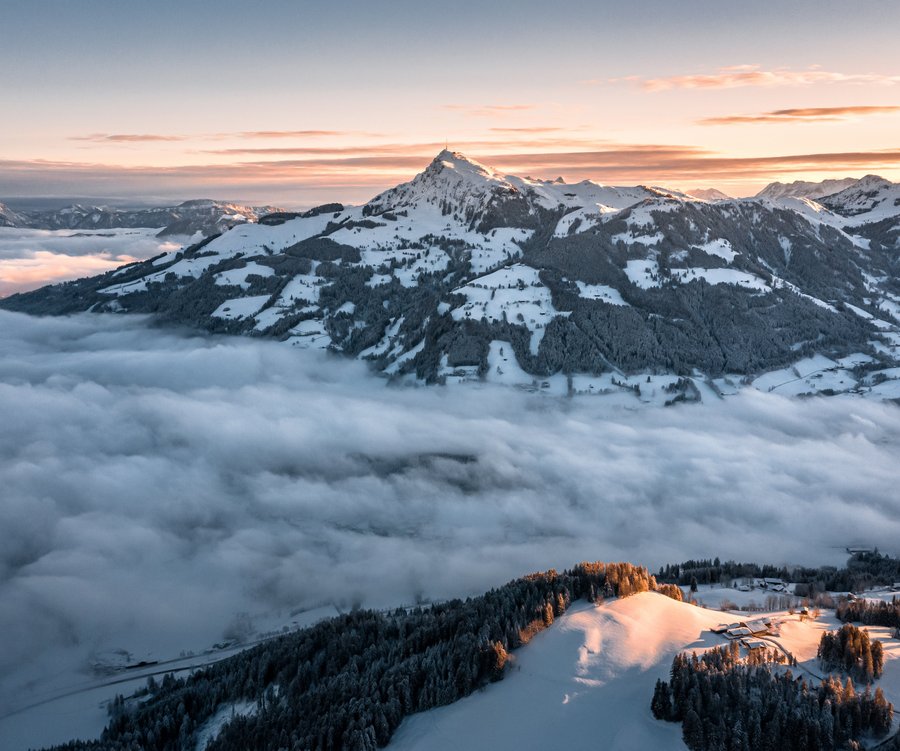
[652,643,893,751]
[658,550,900,595]
[818,623,885,683]
[837,597,900,630]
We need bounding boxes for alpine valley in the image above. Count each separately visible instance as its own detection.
[4,150,900,400]
[0,199,284,238]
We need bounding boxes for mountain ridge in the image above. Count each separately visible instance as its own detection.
[755,176,870,201]
[3,150,900,399]
[0,199,285,237]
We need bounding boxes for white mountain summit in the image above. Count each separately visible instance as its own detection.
[755,176,868,202]
[364,149,667,225]
[3,150,900,400]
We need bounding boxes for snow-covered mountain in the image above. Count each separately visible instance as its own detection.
[4,150,900,399]
[365,149,666,222]
[685,188,731,202]
[816,176,900,276]
[821,175,900,218]
[0,201,29,228]
[1,199,284,237]
[755,177,863,202]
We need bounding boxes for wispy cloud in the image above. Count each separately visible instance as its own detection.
[71,133,189,143]
[442,104,535,117]
[199,143,442,157]
[2,144,900,204]
[198,136,606,157]
[70,130,381,144]
[232,130,374,139]
[488,126,571,134]
[607,65,900,91]
[699,105,900,125]
[489,147,900,182]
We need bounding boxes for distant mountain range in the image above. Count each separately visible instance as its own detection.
[4,151,900,398]
[0,199,284,237]
[685,188,731,202]
[754,177,863,202]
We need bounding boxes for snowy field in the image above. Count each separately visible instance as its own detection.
[390,593,723,751]
[450,264,567,354]
[389,593,900,750]
[2,311,900,748]
[0,227,189,296]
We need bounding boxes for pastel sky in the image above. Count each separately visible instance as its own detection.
[3,0,900,206]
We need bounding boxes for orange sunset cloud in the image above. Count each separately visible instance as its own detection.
[699,105,900,125]
[608,65,900,91]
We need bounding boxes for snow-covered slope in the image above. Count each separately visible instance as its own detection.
[820,176,900,258]
[365,150,662,222]
[390,591,900,751]
[389,593,725,751]
[4,150,900,399]
[686,187,731,202]
[821,175,900,223]
[0,202,29,227]
[365,149,523,220]
[756,177,863,202]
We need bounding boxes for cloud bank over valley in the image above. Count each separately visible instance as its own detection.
[0,228,183,296]
[1,311,899,741]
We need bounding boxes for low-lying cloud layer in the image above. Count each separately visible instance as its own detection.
[1,312,900,715]
[0,228,183,296]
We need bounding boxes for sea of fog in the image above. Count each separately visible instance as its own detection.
[0,227,186,296]
[1,310,900,746]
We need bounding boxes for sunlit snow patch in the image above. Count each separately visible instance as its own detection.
[624,259,660,289]
[574,281,629,305]
[672,267,768,290]
[214,262,274,289]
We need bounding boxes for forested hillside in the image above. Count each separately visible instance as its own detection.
[44,563,662,751]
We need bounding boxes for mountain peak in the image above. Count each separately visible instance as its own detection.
[426,149,499,180]
[756,177,862,202]
[855,174,891,189]
[688,188,731,202]
[819,174,897,219]
[364,149,516,217]
[178,199,218,208]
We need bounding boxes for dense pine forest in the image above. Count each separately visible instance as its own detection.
[652,644,894,751]
[837,598,900,630]
[817,624,885,683]
[44,563,666,751]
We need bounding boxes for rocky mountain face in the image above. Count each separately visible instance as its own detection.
[0,199,284,237]
[3,150,900,398]
[0,202,29,227]
[755,177,863,202]
[686,188,731,202]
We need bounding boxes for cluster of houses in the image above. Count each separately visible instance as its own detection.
[733,577,788,593]
[711,617,774,651]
